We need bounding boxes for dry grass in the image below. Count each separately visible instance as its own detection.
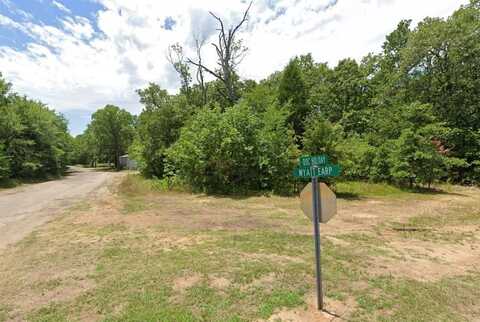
[0,175,479,321]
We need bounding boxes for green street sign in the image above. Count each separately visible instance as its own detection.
[299,155,329,167]
[293,164,341,178]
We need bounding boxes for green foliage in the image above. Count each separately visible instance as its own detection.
[73,1,480,190]
[166,102,297,194]
[302,115,343,160]
[0,75,72,180]
[90,105,135,170]
[397,2,480,181]
[336,137,376,181]
[135,84,192,177]
[390,129,444,187]
[256,104,299,193]
[386,103,445,187]
[0,144,10,180]
[278,59,309,137]
[70,129,98,167]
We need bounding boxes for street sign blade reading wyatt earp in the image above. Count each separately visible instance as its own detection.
[293,154,341,312]
[293,164,341,178]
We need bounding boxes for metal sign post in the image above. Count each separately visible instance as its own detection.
[312,175,324,310]
[293,155,341,312]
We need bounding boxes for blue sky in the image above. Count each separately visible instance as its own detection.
[0,0,103,49]
[0,0,467,135]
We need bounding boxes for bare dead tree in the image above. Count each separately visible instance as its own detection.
[193,34,208,106]
[187,1,252,105]
[167,43,192,98]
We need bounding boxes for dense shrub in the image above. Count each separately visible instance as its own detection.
[166,102,297,193]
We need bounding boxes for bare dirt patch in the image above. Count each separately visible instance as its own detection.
[209,276,231,289]
[173,273,202,292]
[262,294,356,322]
[370,240,480,281]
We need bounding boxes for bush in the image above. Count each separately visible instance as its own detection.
[302,115,343,160]
[336,136,375,180]
[389,129,444,187]
[0,145,10,180]
[166,102,298,194]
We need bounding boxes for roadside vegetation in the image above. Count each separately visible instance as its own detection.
[0,75,72,186]
[70,0,480,194]
[0,174,478,321]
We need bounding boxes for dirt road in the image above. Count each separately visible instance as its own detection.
[0,167,120,249]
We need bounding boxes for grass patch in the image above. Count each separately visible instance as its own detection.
[335,181,449,199]
[68,201,91,212]
[28,303,70,322]
[407,210,480,227]
[118,174,187,196]
[334,233,393,257]
[391,207,480,243]
[0,305,11,322]
[31,279,62,292]
[258,289,305,318]
[121,197,148,214]
[351,274,480,322]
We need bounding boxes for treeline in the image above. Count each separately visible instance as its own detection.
[0,75,72,182]
[72,105,135,169]
[76,1,479,193]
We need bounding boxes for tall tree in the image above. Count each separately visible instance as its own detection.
[135,84,191,177]
[187,1,252,105]
[278,58,309,138]
[399,1,480,181]
[0,91,72,179]
[90,105,135,170]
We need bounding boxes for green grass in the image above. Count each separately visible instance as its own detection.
[351,274,480,322]
[121,197,149,214]
[407,210,480,228]
[118,174,187,196]
[120,174,454,201]
[335,181,448,199]
[0,305,10,322]
[28,304,70,322]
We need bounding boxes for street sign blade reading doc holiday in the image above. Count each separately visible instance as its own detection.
[299,155,329,167]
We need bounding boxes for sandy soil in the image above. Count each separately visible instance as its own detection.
[0,167,122,249]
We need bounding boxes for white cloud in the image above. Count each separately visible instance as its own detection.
[0,0,469,121]
[0,13,28,32]
[52,0,72,14]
